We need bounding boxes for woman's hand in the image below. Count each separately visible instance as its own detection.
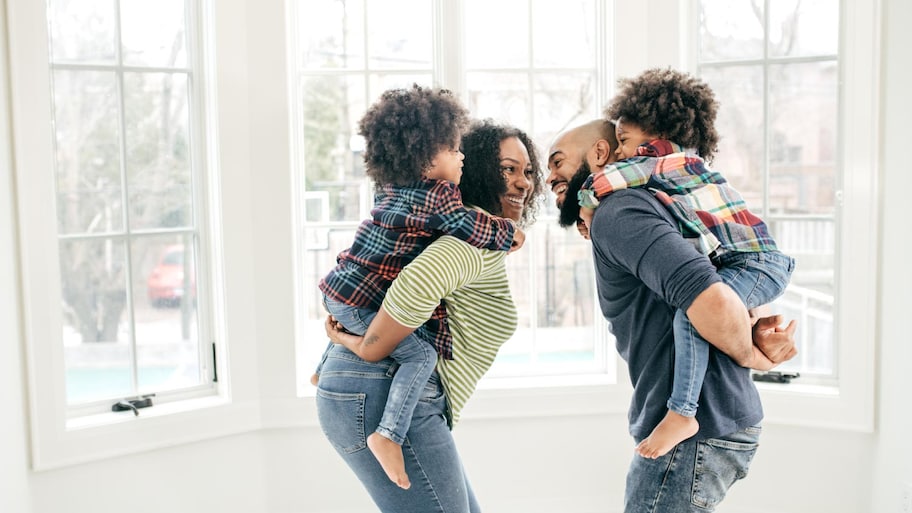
[324,315,364,348]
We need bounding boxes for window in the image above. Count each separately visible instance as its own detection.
[44,0,214,412]
[7,0,250,469]
[288,0,616,394]
[695,0,876,430]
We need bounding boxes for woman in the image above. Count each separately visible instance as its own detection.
[314,119,545,512]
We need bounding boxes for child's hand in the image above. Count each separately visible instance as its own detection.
[509,226,525,253]
[579,206,595,235]
[575,219,590,240]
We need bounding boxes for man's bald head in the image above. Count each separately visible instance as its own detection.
[546,119,618,227]
[550,119,615,156]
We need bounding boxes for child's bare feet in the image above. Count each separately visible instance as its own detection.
[635,411,699,459]
[367,432,410,489]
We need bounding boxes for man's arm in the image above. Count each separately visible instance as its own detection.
[592,190,796,369]
[687,284,798,369]
[686,282,754,366]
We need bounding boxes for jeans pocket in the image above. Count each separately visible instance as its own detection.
[691,427,761,510]
[315,388,367,454]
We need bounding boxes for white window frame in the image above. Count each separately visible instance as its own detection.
[7,0,260,470]
[680,0,877,431]
[288,0,623,410]
[472,0,879,428]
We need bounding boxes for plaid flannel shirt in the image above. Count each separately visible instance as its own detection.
[319,178,515,360]
[579,140,778,255]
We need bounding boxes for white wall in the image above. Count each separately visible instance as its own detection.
[871,0,912,510]
[0,2,33,511]
[1,1,909,512]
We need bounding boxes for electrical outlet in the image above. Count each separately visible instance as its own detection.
[902,483,912,513]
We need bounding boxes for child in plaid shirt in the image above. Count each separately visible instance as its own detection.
[315,85,521,489]
[578,68,795,459]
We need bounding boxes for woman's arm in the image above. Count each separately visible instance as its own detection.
[326,236,484,362]
[323,310,415,362]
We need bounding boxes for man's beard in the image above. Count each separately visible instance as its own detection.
[558,161,592,228]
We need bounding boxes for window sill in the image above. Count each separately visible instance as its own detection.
[286,371,871,432]
[33,395,261,471]
[757,381,874,432]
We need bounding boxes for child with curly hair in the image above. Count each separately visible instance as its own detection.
[578,68,795,459]
[316,85,522,488]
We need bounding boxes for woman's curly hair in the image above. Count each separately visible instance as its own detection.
[358,84,470,186]
[605,68,720,162]
[458,119,545,227]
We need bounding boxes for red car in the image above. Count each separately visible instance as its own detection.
[146,245,195,307]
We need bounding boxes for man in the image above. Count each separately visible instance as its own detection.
[547,120,797,512]
[547,119,618,237]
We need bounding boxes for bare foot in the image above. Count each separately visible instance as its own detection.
[310,373,319,386]
[367,432,410,489]
[635,411,699,459]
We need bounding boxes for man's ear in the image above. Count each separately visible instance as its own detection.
[592,139,613,166]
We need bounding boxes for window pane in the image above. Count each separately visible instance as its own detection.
[699,0,838,380]
[466,72,531,129]
[52,69,125,235]
[61,238,132,403]
[366,0,432,69]
[134,237,201,394]
[291,0,612,389]
[47,0,210,410]
[301,75,367,223]
[532,0,596,68]
[48,0,117,64]
[769,62,838,214]
[532,72,598,142]
[124,72,193,230]
[768,62,836,356]
[488,223,606,377]
[295,0,366,70]
[367,73,434,99]
[465,0,529,69]
[698,65,765,211]
[699,0,764,61]
[120,0,187,68]
[769,0,839,57]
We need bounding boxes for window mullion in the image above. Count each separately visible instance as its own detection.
[110,0,142,397]
[434,0,465,92]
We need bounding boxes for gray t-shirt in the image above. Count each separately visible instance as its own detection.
[589,188,763,441]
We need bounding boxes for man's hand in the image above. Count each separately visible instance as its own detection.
[751,314,798,365]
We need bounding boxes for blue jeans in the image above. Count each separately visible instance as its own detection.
[669,251,795,417]
[626,425,761,512]
[315,343,480,513]
[322,298,437,445]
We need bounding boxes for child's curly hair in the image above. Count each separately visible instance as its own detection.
[358,84,470,186]
[458,119,545,227]
[605,68,720,162]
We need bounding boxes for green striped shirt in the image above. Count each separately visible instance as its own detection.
[383,235,518,425]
